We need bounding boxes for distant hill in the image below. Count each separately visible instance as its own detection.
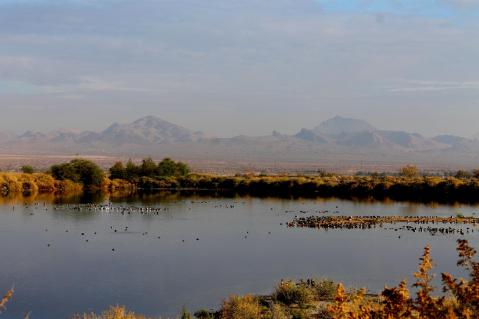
[90,115,204,145]
[313,116,376,135]
[2,115,479,169]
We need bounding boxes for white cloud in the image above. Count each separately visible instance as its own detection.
[0,0,478,136]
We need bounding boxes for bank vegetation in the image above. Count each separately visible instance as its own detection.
[4,159,479,203]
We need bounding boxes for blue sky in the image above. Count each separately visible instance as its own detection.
[0,0,478,136]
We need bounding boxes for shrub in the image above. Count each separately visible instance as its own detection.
[180,306,192,319]
[311,278,336,301]
[193,309,212,319]
[33,173,56,192]
[110,162,127,180]
[51,159,104,187]
[220,295,260,319]
[274,281,313,308]
[20,165,34,174]
[72,305,153,319]
[399,165,419,178]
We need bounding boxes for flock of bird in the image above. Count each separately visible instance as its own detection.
[10,201,266,251]
[7,201,479,252]
[288,215,479,236]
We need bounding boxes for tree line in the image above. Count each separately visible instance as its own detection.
[47,158,190,187]
[109,158,190,181]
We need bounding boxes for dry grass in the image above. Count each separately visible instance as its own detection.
[326,239,479,319]
[0,172,82,196]
[72,306,157,319]
[0,288,14,313]
[220,295,261,319]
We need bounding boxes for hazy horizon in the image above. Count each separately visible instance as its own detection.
[2,114,479,139]
[1,0,478,137]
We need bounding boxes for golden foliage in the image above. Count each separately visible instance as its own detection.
[0,172,82,196]
[72,306,155,319]
[327,240,479,319]
[0,287,14,313]
[220,295,261,319]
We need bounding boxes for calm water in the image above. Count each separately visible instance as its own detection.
[0,194,478,318]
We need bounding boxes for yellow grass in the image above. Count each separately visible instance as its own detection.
[72,306,156,319]
[0,172,82,196]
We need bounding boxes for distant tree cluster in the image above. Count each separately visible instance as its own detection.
[20,165,35,174]
[109,158,190,180]
[399,165,419,177]
[50,159,105,187]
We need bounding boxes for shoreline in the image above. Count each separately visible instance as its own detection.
[4,172,479,204]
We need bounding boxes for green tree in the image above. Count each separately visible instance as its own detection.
[70,159,104,186]
[176,161,190,176]
[141,157,157,177]
[51,162,79,182]
[157,158,178,176]
[50,159,104,187]
[125,159,139,180]
[20,165,35,174]
[109,161,127,179]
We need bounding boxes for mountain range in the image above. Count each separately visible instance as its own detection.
[1,115,479,170]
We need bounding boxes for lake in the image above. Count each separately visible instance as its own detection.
[0,193,478,318]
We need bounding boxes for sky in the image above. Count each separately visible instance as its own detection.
[0,0,478,137]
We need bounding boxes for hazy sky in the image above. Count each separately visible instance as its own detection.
[0,0,478,137]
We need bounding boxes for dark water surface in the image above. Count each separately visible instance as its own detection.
[0,194,478,318]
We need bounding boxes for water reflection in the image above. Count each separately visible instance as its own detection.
[3,189,479,208]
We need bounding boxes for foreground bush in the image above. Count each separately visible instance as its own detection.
[72,306,155,319]
[274,281,313,308]
[327,239,479,319]
[219,240,479,318]
[220,295,261,319]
